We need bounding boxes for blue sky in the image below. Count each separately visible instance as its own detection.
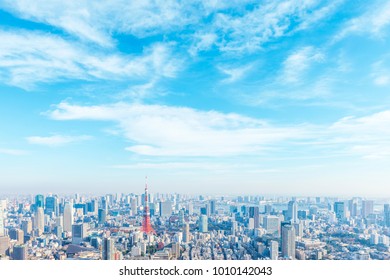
[1,0,390,196]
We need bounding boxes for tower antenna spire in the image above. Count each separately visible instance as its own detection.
[141,175,155,235]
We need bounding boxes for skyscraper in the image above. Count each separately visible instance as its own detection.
[264,215,280,236]
[21,219,32,236]
[159,201,172,217]
[334,202,346,220]
[199,215,208,233]
[384,204,390,227]
[98,208,107,224]
[0,201,4,237]
[362,200,374,218]
[63,202,73,232]
[209,200,216,215]
[35,194,44,209]
[45,196,58,216]
[281,223,296,259]
[12,245,27,260]
[183,223,190,243]
[35,207,44,235]
[72,223,87,244]
[288,200,299,223]
[102,237,115,260]
[0,236,10,257]
[249,206,260,228]
[270,240,278,260]
[9,228,24,245]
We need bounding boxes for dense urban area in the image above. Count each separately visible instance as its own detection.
[1,184,390,260]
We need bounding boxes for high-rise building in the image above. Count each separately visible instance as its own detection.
[0,236,10,256]
[199,215,208,233]
[72,223,88,244]
[288,200,299,223]
[270,240,278,260]
[159,201,172,217]
[209,200,216,215]
[362,200,374,219]
[12,245,27,260]
[130,197,137,216]
[35,195,44,209]
[0,201,4,237]
[35,207,44,235]
[45,196,58,216]
[183,223,190,243]
[281,223,296,259]
[264,215,280,236]
[9,228,24,245]
[334,202,346,220]
[231,220,238,235]
[102,237,115,260]
[384,204,390,227]
[63,202,73,232]
[98,208,107,224]
[249,206,260,228]
[21,219,32,236]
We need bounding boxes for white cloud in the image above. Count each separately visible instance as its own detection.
[212,0,332,53]
[218,63,254,83]
[371,59,390,86]
[0,0,198,46]
[327,111,390,158]
[47,102,390,160]
[281,46,324,84]
[189,33,218,56]
[0,29,180,89]
[26,135,92,147]
[335,1,390,41]
[48,102,306,156]
[0,148,28,155]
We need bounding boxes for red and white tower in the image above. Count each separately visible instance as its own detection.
[141,176,155,234]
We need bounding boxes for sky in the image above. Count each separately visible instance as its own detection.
[0,0,390,196]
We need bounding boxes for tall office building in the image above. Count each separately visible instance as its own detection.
[159,201,172,217]
[45,196,58,216]
[130,197,137,216]
[209,200,216,215]
[102,237,115,260]
[35,194,44,209]
[35,207,44,235]
[362,200,374,218]
[0,201,4,237]
[270,240,278,260]
[384,204,390,227]
[183,223,190,243]
[9,228,24,245]
[12,245,27,260]
[21,219,32,236]
[72,223,87,244]
[348,199,358,217]
[231,220,238,235]
[63,202,73,232]
[98,208,107,224]
[249,206,260,228]
[264,215,280,236]
[281,223,296,259]
[288,200,299,223]
[0,236,10,256]
[334,202,346,220]
[199,215,208,233]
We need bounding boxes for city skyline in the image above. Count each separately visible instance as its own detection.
[1,1,390,195]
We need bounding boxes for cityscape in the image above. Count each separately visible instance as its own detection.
[1,1,390,265]
[1,180,390,261]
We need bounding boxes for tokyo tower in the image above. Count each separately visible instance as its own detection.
[141,176,155,234]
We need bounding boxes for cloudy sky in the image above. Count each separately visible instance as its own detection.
[1,0,390,196]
